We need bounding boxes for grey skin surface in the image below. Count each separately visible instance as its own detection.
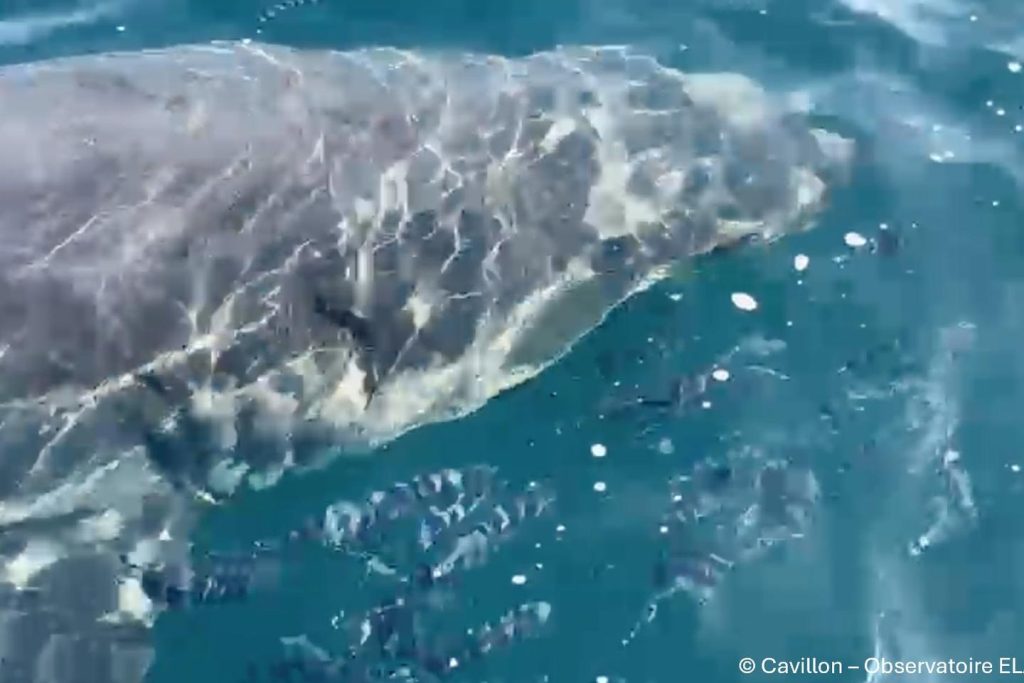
[0,41,851,682]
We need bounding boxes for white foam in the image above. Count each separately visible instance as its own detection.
[897,324,977,559]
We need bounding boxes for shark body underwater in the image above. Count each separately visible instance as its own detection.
[0,40,852,682]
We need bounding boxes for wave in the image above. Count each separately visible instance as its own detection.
[0,2,123,47]
[835,0,1024,64]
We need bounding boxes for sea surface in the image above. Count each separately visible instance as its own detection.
[2,0,1024,682]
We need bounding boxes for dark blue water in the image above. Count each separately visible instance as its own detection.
[3,1,1024,682]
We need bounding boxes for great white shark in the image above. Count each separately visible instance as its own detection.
[0,41,852,682]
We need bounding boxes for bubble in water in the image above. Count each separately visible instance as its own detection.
[844,232,868,247]
[731,292,758,311]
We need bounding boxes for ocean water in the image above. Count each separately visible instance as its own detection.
[2,1,1024,683]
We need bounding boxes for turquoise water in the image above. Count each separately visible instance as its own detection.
[4,1,1024,682]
